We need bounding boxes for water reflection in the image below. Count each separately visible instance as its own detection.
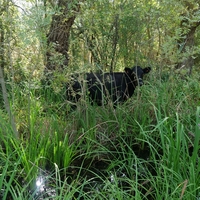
[36,176,45,192]
[34,172,56,199]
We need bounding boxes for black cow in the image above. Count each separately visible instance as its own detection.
[67,66,151,107]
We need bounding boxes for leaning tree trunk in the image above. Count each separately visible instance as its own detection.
[44,0,81,80]
[0,19,18,138]
[176,4,200,76]
[176,21,200,76]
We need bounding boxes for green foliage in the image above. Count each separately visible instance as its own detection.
[1,74,200,199]
[1,0,200,199]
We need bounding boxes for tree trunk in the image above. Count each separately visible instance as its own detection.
[176,4,200,76]
[44,0,81,80]
[176,21,200,75]
[0,19,18,138]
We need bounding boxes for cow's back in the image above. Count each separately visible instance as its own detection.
[67,69,140,106]
[86,72,129,105]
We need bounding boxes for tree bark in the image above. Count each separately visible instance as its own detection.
[0,19,18,138]
[176,23,200,75]
[45,0,82,80]
[176,4,200,76]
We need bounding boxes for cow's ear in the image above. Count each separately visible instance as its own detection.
[124,68,132,74]
[143,67,151,74]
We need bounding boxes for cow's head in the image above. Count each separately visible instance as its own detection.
[125,66,151,86]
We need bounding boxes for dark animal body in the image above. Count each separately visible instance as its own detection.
[67,66,151,106]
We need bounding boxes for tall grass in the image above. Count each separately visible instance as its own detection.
[0,74,199,199]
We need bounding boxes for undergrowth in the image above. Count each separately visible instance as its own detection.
[0,74,199,199]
